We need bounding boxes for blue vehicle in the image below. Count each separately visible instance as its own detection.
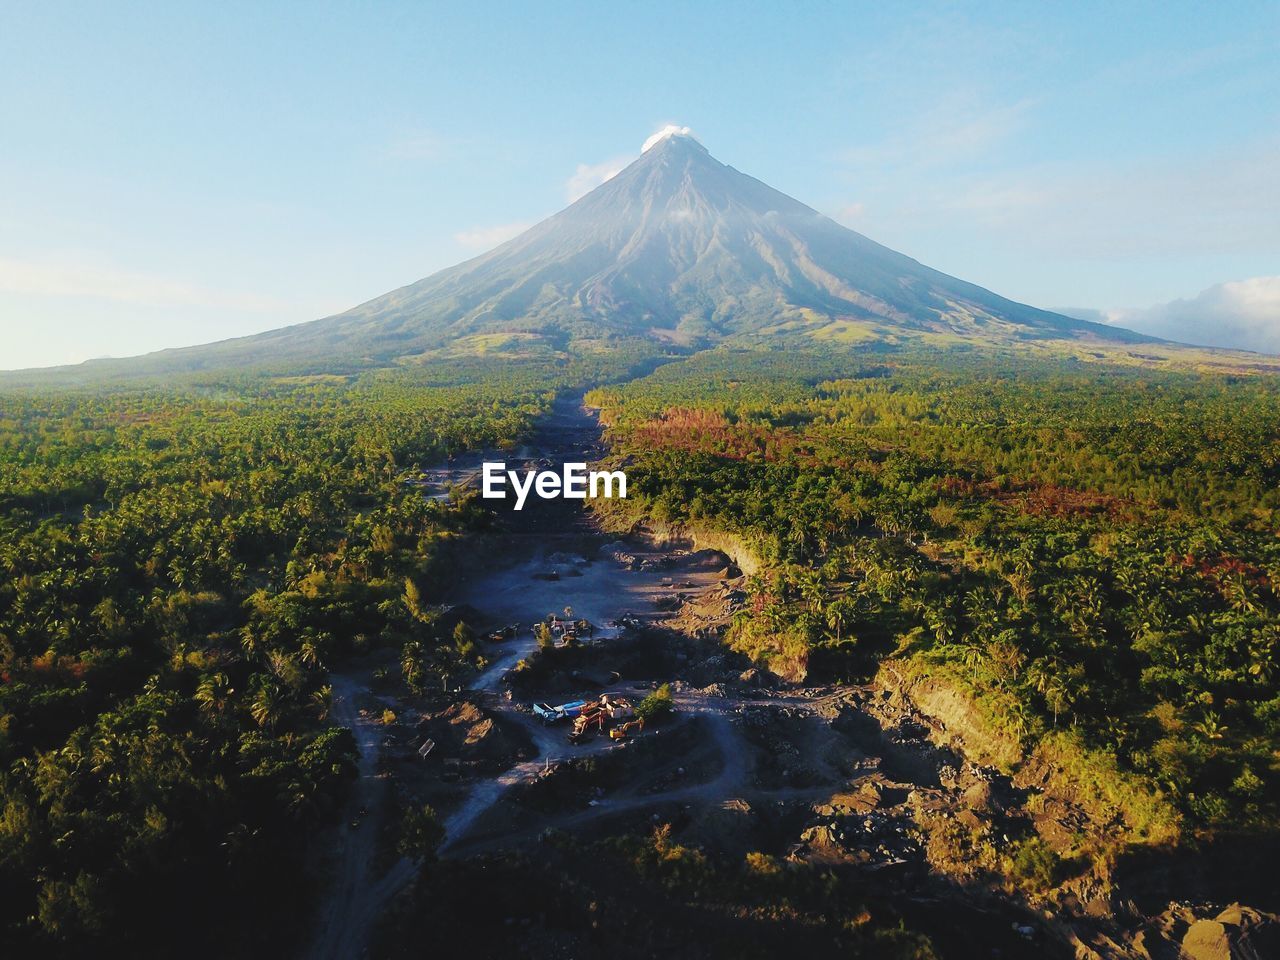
[532,699,588,723]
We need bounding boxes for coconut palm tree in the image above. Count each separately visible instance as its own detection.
[824,598,857,645]
[195,672,233,717]
[796,569,826,613]
[250,680,286,729]
[311,684,332,721]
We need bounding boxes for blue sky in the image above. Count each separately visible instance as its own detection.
[2,1,1278,368]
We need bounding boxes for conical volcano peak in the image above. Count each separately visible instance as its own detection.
[641,124,703,153]
[119,134,1152,372]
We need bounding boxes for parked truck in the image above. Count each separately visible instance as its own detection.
[532,699,588,723]
[531,694,643,740]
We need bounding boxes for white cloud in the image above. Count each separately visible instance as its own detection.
[642,124,696,153]
[453,221,533,250]
[564,124,699,203]
[835,201,866,224]
[1065,276,1280,354]
[0,255,287,312]
[565,158,627,202]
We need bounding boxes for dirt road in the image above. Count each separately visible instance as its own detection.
[306,674,392,960]
[307,395,708,954]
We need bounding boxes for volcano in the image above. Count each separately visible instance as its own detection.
[43,131,1153,375]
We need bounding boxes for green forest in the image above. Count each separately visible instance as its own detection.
[0,363,570,955]
[2,346,1279,955]
[588,349,1280,841]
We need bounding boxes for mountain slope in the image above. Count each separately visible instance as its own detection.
[13,132,1158,380]
[250,132,1140,359]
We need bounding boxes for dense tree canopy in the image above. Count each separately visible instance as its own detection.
[0,365,564,956]
[590,349,1280,835]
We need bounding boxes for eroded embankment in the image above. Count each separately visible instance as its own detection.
[600,497,1179,847]
[877,658,1180,849]
[591,508,766,579]
[589,501,1208,953]
[858,657,1227,959]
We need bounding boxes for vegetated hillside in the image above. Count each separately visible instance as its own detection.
[7,133,1165,384]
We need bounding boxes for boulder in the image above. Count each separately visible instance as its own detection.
[962,780,996,813]
[1181,920,1231,960]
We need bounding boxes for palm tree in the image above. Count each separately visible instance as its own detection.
[1025,659,1054,698]
[299,633,325,669]
[787,518,813,560]
[195,672,233,717]
[922,599,957,645]
[401,640,426,688]
[1006,700,1034,741]
[1223,574,1262,615]
[1193,711,1227,742]
[311,684,333,721]
[1026,660,1069,726]
[250,681,286,729]
[959,641,986,683]
[825,599,855,645]
[1043,680,1071,728]
[1246,626,1278,683]
[796,569,825,613]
